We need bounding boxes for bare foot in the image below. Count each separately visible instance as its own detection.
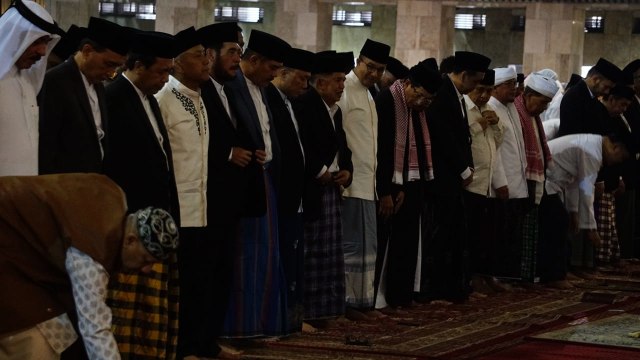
[364,309,388,319]
[217,344,243,359]
[345,307,371,321]
[546,279,574,289]
[302,321,317,333]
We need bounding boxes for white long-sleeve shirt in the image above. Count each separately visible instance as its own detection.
[464,96,506,197]
[545,134,603,230]
[156,75,209,227]
[488,96,529,199]
[338,70,378,201]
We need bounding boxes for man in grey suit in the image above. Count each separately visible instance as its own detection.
[39,17,129,174]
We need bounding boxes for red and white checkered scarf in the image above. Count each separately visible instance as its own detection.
[514,94,551,181]
[389,80,434,182]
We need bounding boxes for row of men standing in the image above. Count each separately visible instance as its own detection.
[3,1,635,360]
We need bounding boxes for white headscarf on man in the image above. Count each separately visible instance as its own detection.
[0,0,61,89]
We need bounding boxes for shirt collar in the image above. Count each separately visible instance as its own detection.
[170,75,200,98]
[448,74,464,101]
[211,77,224,93]
[275,86,288,102]
[79,70,93,90]
[122,72,146,100]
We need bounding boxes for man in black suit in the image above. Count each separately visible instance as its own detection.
[39,17,129,174]
[424,51,490,303]
[102,31,181,359]
[294,51,353,329]
[559,57,623,137]
[265,47,314,333]
[621,60,640,258]
[375,59,442,309]
[222,29,292,338]
[194,21,245,358]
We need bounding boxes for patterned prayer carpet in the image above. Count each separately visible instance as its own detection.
[236,285,640,359]
[531,313,640,349]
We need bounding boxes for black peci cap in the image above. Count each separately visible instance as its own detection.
[284,48,315,73]
[85,17,130,56]
[453,51,491,72]
[359,38,390,64]
[246,29,291,63]
[409,59,443,94]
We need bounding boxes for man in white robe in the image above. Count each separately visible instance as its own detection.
[540,134,632,287]
[488,67,529,279]
[0,0,62,176]
[338,39,390,319]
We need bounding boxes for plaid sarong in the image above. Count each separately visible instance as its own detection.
[595,192,620,263]
[108,253,179,359]
[303,184,346,319]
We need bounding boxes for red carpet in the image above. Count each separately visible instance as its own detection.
[477,339,640,359]
[234,287,640,359]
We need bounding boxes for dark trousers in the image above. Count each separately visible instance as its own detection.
[278,212,305,332]
[538,193,569,282]
[616,189,637,258]
[423,190,470,302]
[463,191,495,275]
[377,182,424,307]
[177,221,236,358]
[492,197,529,278]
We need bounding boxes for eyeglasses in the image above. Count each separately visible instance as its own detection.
[363,60,385,74]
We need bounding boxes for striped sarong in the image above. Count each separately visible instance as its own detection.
[108,253,179,359]
[342,198,377,308]
[304,184,346,319]
[223,168,288,337]
[596,192,620,263]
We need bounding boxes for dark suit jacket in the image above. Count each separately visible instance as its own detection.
[102,76,180,225]
[39,58,107,174]
[264,83,306,215]
[294,87,353,221]
[225,69,281,216]
[425,75,473,193]
[201,77,248,220]
[623,98,640,188]
[558,79,608,137]
[375,88,429,197]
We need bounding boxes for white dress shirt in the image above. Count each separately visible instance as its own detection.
[80,71,105,159]
[245,76,273,162]
[545,134,603,230]
[464,96,506,197]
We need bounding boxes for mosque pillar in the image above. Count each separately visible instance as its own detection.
[155,0,215,34]
[394,0,455,67]
[46,0,98,30]
[523,3,584,81]
[273,0,332,52]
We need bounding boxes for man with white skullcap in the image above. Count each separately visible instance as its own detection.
[0,0,62,176]
[488,67,531,279]
[514,73,559,285]
[0,174,179,360]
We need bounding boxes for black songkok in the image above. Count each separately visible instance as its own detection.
[359,38,390,64]
[313,51,354,74]
[409,59,443,94]
[480,69,495,86]
[85,17,130,56]
[284,48,315,73]
[197,22,239,48]
[453,51,491,73]
[52,24,86,59]
[174,26,202,55]
[129,31,178,59]
[385,56,409,79]
[593,58,623,83]
[246,29,291,63]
